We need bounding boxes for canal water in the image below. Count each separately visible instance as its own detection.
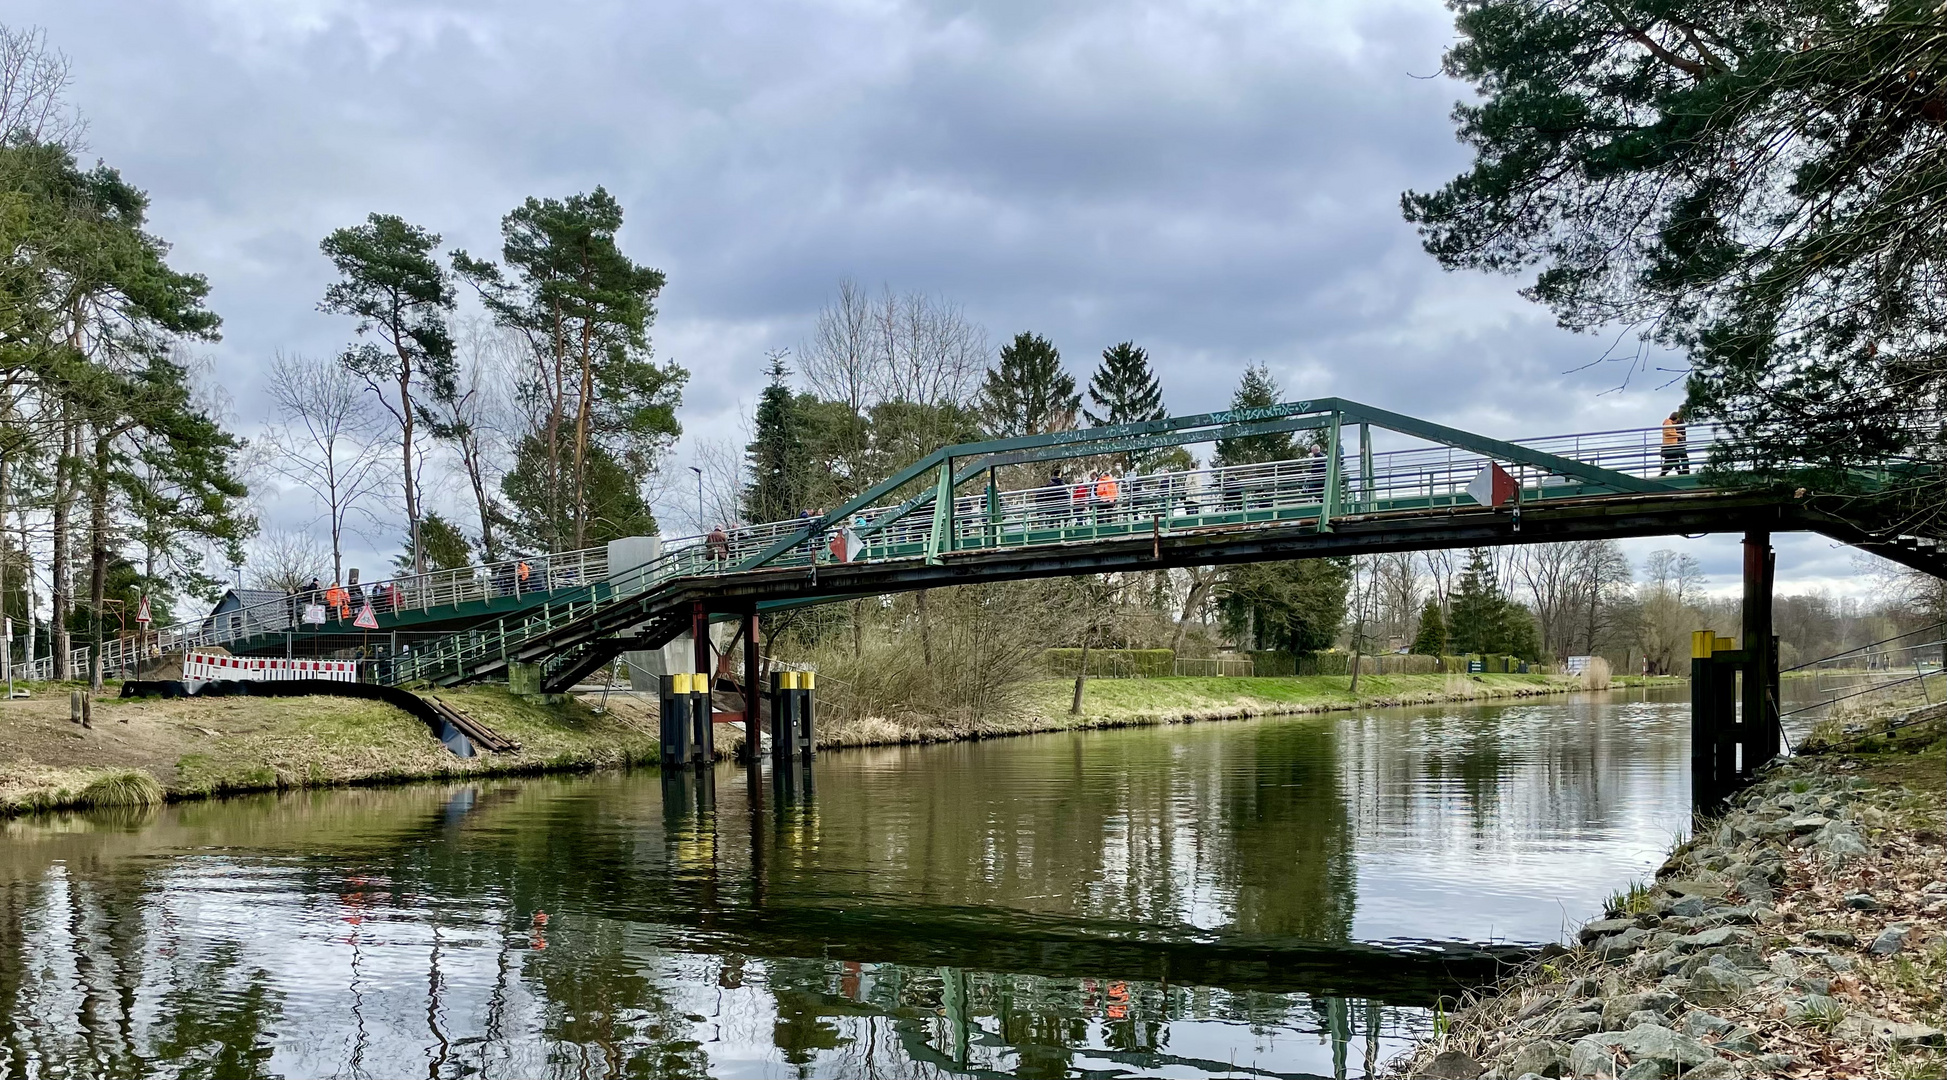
[0,688,1692,1079]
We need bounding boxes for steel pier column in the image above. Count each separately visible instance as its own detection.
[742,609,761,762]
[1742,532,1777,773]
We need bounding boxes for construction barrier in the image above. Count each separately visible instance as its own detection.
[183,652,357,683]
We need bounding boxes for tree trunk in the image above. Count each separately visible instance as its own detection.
[572,313,594,549]
[1170,568,1214,656]
[50,412,72,679]
[546,302,566,553]
[88,431,110,690]
[463,431,497,561]
[397,365,421,574]
[917,589,932,667]
[850,598,864,658]
[1070,622,1091,715]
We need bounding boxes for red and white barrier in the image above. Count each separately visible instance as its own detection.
[183,652,357,683]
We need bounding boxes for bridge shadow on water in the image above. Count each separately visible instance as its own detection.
[0,692,1691,1079]
[659,763,1537,1008]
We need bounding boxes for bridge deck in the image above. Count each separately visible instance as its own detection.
[114,399,1937,691]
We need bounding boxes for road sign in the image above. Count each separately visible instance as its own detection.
[301,603,327,625]
[136,595,152,624]
[353,602,379,630]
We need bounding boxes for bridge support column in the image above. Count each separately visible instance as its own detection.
[659,673,694,766]
[1742,531,1780,774]
[742,610,761,763]
[769,670,798,759]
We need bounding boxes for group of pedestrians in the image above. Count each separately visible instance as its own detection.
[1034,469,1124,525]
[291,576,371,625]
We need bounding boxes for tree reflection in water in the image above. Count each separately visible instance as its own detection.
[0,690,1690,1078]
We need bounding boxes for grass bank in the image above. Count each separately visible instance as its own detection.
[0,671,1678,816]
[805,671,1678,748]
[0,683,661,816]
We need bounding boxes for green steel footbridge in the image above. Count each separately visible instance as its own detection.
[113,398,1940,700]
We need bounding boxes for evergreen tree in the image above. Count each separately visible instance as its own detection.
[980,332,1078,438]
[1447,549,1501,656]
[1213,363,1296,465]
[453,188,684,551]
[1085,341,1168,469]
[1219,558,1352,657]
[1403,1,1947,531]
[745,354,808,523]
[501,431,656,546]
[1084,342,1165,428]
[1448,548,1544,660]
[1213,364,1339,655]
[319,213,457,571]
[1410,596,1447,657]
[396,513,471,572]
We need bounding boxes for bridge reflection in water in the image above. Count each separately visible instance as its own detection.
[0,690,1688,1079]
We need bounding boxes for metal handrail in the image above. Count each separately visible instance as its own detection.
[386,419,1767,686]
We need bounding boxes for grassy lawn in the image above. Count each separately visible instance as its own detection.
[1025,671,1587,723]
[0,684,663,814]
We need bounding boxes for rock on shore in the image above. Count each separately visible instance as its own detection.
[1395,751,1945,1079]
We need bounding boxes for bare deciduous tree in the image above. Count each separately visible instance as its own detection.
[260,352,387,584]
[0,25,85,147]
[799,280,989,416]
[245,529,331,594]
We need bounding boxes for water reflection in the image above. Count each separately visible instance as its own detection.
[0,688,1692,1078]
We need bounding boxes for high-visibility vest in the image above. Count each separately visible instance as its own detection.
[517,562,532,581]
[1096,477,1119,501]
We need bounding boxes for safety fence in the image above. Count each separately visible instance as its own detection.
[183,652,358,683]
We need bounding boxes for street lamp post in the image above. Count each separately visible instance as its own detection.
[689,466,704,529]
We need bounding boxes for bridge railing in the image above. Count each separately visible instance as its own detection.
[383,416,1764,686]
[93,544,613,677]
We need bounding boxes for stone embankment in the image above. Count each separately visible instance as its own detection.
[1400,730,1945,1079]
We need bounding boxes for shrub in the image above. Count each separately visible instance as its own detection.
[1579,656,1613,690]
[78,769,166,807]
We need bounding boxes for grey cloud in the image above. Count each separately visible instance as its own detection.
[15,0,1779,577]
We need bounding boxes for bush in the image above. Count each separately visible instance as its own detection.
[1579,655,1613,690]
[78,769,165,807]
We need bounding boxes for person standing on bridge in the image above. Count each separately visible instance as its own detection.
[706,525,730,565]
[1660,409,1690,476]
[324,580,349,622]
[1094,471,1119,522]
[1041,470,1066,528]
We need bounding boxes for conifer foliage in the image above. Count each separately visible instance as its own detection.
[980,332,1078,438]
[745,353,810,524]
[1083,342,1165,428]
[1409,596,1447,657]
[1446,549,1541,660]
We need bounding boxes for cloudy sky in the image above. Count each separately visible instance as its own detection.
[14,0,1881,594]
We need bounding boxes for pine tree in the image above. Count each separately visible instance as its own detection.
[396,513,471,572]
[1213,364,1296,466]
[320,213,457,570]
[1085,341,1167,469]
[980,332,1078,438]
[452,188,683,551]
[1084,342,1165,428]
[1447,549,1501,656]
[745,354,807,524]
[1410,596,1447,657]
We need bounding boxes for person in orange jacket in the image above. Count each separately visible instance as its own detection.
[1094,471,1119,517]
[324,581,350,621]
[1660,409,1690,476]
